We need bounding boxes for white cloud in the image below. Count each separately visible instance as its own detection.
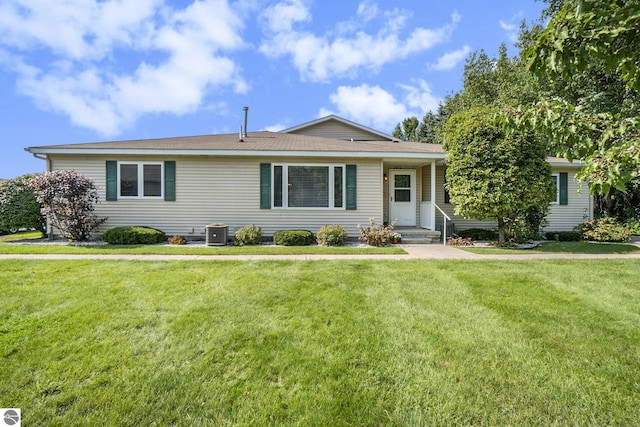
[398,79,440,113]
[0,0,249,136]
[321,81,441,132]
[264,122,288,132]
[499,12,523,43]
[357,1,379,22]
[260,0,310,33]
[431,45,471,71]
[260,4,460,82]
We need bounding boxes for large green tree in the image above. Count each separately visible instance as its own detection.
[444,107,556,243]
[511,0,640,195]
[392,116,420,141]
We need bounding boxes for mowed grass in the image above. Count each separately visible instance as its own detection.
[1,259,639,425]
[0,231,404,255]
[463,241,640,255]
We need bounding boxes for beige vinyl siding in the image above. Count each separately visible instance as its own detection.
[544,170,591,231]
[419,165,496,231]
[50,155,382,238]
[419,165,590,233]
[288,122,386,141]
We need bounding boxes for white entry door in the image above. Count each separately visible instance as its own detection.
[389,170,416,226]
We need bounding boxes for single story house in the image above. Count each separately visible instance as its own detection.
[25,114,593,240]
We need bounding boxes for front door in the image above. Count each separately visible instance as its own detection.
[389,170,416,226]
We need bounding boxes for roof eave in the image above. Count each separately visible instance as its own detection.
[25,147,447,159]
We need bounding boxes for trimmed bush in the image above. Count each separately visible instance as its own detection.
[168,235,187,245]
[273,230,315,246]
[545,231,582,242]
[578,217,631,242]
[103,226,166,245]
[457,228,498,241]
[234,225,263,246]
[317,224,348,246]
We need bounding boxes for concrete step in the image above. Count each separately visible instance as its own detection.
[395,228,441,244]
[401,237,434,244]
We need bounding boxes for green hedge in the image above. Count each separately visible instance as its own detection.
[273,230,315,246]
[103,226,166,245]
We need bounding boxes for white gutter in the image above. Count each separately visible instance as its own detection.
[24,147,448,159]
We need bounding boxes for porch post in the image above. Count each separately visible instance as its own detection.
[430,161,436,230]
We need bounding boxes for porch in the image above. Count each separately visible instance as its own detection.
[383,160,451,237]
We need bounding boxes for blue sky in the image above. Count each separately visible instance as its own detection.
[0,0,545,179]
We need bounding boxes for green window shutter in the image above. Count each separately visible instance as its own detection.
[164,161,176,201]
[559,172,568,205]
[106,161,117,201]
[346,164,357,210]
[260,163,271,209]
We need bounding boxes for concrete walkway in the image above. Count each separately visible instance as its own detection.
[1,243,640,261]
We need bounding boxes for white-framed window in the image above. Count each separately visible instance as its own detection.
[272,164,345,209]
[118,162,163,198]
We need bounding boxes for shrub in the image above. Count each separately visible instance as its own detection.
[317,224,348,246]
[457,228,498,241]
[624,218,640,235]
[234,225,263,246]
[30,170,107,241]
[578,217,631,242]
[273,230,315,246]
[505,205,551,243]
[168,235,187,245]
[0,174,46,234]
[544,231,582,241]
[358,218,396,247]
[103,226,166,245]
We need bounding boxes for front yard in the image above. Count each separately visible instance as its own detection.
[1,259,639,425]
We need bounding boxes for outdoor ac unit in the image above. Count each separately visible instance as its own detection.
[206,223,228,246]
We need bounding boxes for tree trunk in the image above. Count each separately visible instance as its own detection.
[497,217,506,243]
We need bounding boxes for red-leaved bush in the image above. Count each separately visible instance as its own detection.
[30,170,107,241]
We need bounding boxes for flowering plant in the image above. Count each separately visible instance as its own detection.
[358,217,397,247]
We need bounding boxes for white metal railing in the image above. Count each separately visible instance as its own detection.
[433,203,451,245]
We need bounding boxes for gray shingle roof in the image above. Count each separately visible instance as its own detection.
[26,131,447,156]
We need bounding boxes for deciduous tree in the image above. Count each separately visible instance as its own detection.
[512,0,640,195]
[444,107,556,243]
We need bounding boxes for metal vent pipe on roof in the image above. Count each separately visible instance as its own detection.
[243,106,248,138]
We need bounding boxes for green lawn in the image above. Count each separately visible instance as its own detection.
[0,231,405,255]
[2,259,639,425]
[463,241,640,255]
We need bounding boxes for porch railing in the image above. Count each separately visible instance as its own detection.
[433,203,451,245]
